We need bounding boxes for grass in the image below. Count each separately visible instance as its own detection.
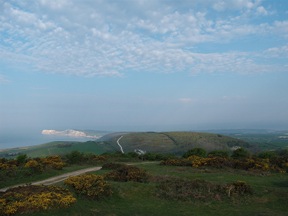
[0,141,109,158]
[23,162,288,216]
[103,131,250,156]
[0,164,94,188]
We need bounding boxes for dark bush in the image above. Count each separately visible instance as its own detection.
[102,162,126,170]
[231,148,250,159]
[65,151,85,164]
[160,158,191,166]
[258,151,277,159]
[183,148,206,158]
[226,181,253,197]
[104,165,149,182]
[208,150,229,158]
[156,178,253,202]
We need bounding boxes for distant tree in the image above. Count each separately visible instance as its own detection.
[65,151,85,164]
[258,151,276,159]
[16,154,28,164]
[231,148,250,159]
[278,149,288,158]
[183,148,206,158]
[208,150,229,158]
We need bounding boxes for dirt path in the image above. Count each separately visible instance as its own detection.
[0,166,102,192]
[0,161,158,193]
[117,135,124,153]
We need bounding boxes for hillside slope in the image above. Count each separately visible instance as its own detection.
[1,131,250,158]
[99,131,250,155]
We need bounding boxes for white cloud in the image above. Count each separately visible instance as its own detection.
[39,0,69,10]
[272,21,288,37]
[0,74,9,84]
[179,98,193,103]
[212,0,260,12]
[0,0,287,77]
[256,6,268,15]
[264,45,288,57]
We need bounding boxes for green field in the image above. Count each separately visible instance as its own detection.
[25,162,288,216]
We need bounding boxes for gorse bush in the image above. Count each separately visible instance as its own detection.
[24,159,43,173]
[41,155,65,170]
[161,153,287,173]
[160,158,191,166]
[0,185,76,216]
[64,174,112,199]
[105,165,149,182]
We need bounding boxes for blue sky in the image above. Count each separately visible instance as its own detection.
[0,0,288,132]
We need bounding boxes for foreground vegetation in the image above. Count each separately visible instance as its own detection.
[0,147,288,215]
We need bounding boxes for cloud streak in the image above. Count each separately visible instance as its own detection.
[0,0,287,77]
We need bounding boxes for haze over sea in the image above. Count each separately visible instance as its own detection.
[0,129,93,150]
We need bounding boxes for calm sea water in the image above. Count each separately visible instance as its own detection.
[0,130,91,150]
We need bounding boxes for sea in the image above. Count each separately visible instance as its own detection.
[0,129,92,150]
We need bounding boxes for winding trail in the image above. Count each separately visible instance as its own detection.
[0,166,101,192]
[0,161,157,193]
[117,136,124,153]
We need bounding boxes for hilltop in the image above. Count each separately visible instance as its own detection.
[99,131,250,155]
[0,131,251,158]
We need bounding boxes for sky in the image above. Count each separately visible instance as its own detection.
[0,0,288,133]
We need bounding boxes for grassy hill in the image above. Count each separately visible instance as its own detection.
[99,131,250,155]
[0,131,250,158]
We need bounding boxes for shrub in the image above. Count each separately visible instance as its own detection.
[258,151,277,159]
[208,150,229,158]
[24,159,43,173]
[101,163,126,170]
[183,148,206,158]
[16,154,28,165]
[0,185,76,215]
[225,181,253,197]
[64,174,112,199]
[41,155,65,170]
[105,165,149,182]
[156,178,217,201]
[160,158,191,166]
[231,148,250,159]
[155,178,253,202]
[65,151,85,164]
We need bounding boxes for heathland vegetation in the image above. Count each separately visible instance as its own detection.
[0,148,287,215]
[0,131,288,215]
